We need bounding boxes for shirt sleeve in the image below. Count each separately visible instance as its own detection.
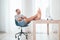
[21,14,24,17]
[15,15,18,21]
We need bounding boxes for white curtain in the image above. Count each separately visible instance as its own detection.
[8,0,22,32]
[32,0,49,19]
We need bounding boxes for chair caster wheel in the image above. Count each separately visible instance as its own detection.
[18,37,20,40]
[15,36,17,38]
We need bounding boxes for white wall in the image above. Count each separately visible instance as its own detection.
[50,0,60,20]
[0,0,8,32]
[20,0,33,17]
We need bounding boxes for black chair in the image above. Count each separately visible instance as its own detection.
[15,20,29,40]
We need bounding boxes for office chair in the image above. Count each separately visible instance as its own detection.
[15,20,30,40]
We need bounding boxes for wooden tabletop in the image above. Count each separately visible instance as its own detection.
[33,20,60,23]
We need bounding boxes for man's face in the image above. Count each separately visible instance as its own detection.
[16,9,21,14]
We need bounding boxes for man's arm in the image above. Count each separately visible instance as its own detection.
[22,16,27,19]
[17,18,22,21]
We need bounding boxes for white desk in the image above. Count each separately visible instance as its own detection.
[33,20,60,40]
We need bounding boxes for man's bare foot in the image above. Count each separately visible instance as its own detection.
[33,8,41,20]
[35,8,41,20]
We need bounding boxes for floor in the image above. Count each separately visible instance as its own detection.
[0,32,59,40]
[0,27,33,40]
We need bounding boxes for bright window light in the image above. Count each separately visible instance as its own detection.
[33,0,49,19]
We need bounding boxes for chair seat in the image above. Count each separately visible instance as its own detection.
[15,20,28,27]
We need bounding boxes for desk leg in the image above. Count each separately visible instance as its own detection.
[59,23,60,40]
[47,23,49,35]
[33,23,36,40]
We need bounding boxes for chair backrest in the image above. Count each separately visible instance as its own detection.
[15,20,19,26]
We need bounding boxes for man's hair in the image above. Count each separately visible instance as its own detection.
[16,9,19,12]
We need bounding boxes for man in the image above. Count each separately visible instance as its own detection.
[15,8,41,26]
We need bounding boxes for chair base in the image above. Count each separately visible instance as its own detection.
[15,28,29,40]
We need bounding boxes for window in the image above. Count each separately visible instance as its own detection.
[33,0,50,19]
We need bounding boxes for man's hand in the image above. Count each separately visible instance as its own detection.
[18,18,22,21]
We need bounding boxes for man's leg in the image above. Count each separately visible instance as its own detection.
[24,15,37,23]
[24,8,41,23]
[34,13,41,20]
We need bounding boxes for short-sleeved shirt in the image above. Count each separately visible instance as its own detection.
[15,14,24,22]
